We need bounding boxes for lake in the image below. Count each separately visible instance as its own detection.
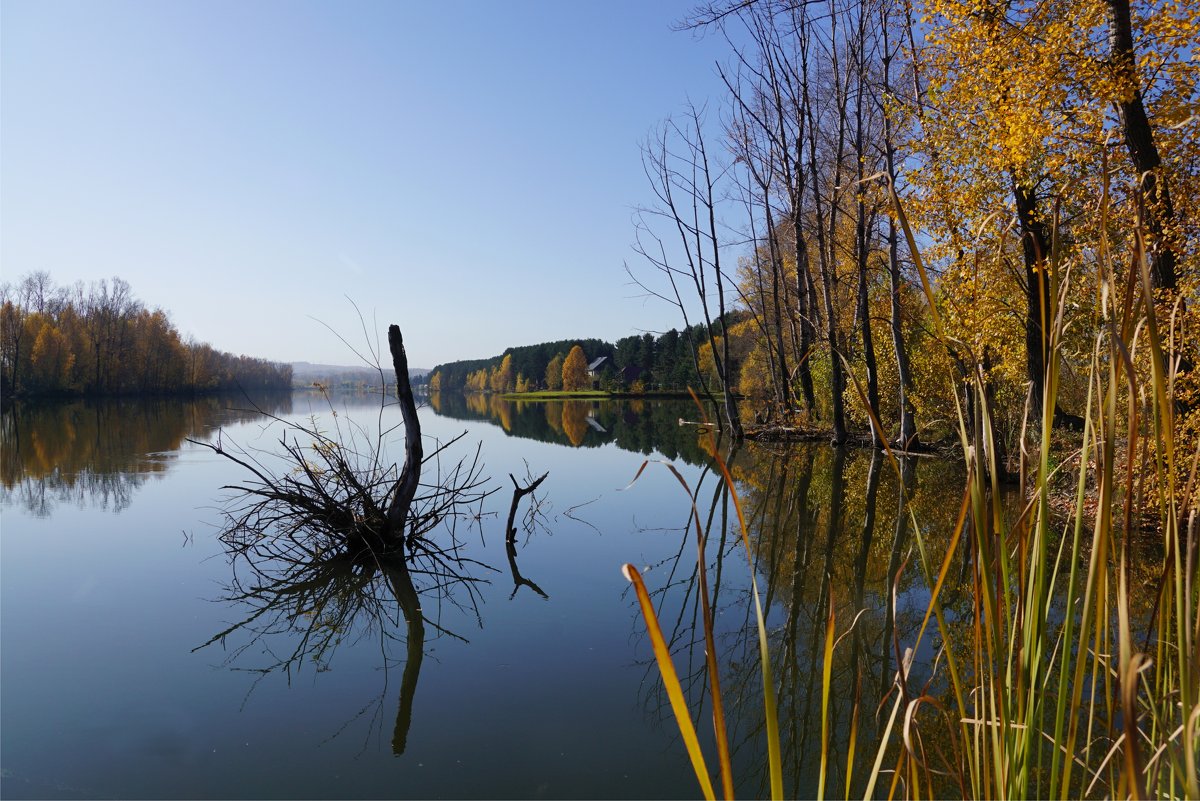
[1,391,967,799]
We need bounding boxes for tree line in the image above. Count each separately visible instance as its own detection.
[1,272,292,399]
[630,0,1196,448]
[427,323,743,395]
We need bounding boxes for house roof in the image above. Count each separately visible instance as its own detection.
[586,356,608,372]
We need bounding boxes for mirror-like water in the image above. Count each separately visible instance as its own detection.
[1,391,966,799]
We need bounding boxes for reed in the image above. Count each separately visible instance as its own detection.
[626,197,1199,798]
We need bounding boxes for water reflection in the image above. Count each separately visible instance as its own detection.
[194,390,499,759]
[504,471,550,600]
[0,394,292,515]
[506,540,549,600]
[428,392,713,465]
[632,442,967,798]
[194,549,429,755]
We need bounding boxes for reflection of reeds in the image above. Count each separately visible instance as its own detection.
[628,204,1199,798]
[624,393,780,800]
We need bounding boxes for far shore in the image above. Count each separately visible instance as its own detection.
[496,389,706,401]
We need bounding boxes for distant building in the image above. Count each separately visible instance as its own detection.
[621,365,645,384]
[586,356,612,391]
[586,356,608,378]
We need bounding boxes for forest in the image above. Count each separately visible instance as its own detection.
[621,0,1195,451]
[427,324,745,394]
[0,272,293,399]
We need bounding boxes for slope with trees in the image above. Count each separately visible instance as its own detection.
[1,272,292,400]
[427,325,727,396]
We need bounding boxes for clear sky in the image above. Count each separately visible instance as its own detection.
[1,0,732,369]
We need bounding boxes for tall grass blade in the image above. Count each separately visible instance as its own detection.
[818,581,836,801]
[623,459,734,798]
[622,563,717,801]
[690,390,784,800]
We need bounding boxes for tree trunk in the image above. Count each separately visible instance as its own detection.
[880,14,919,450]
[886,215,918,448]
[794,213,819,416]
[1106,0,1177,291]
[386,325,423,549]
[853,20,880,448]
[764,206,792,410]
[1011,176,1053,418]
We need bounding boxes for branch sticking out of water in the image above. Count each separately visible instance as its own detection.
[505,470,549,544]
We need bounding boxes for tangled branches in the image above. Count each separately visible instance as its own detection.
[193,325,498,643]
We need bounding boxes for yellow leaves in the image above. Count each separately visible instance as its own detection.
[490,354,514,394]
[561,401,588,446]
[561,345,589,392]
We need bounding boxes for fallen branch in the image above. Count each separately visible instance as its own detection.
[505,471,549,544]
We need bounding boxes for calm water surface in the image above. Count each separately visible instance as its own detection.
[2,392,966,799]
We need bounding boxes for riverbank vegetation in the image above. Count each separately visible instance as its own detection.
[629,246,1197,797]
[0,272,292,399]
[625,0,1195,455]
[624,0,1197,797]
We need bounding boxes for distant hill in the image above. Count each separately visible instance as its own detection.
[291,362,430,387]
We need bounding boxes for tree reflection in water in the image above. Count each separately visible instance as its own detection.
[428,392,714,465]
[627,442,965,798]
[0,394,293,515]
[193,547,434,755]
[195,468,555,755]
[194,427,497,756]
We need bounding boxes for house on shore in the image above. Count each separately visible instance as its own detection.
[586,356,611,390]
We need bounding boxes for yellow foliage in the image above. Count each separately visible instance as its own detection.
[562,345,588,392]
[561,401,588,445]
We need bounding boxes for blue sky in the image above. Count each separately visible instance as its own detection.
[1,1,732,368]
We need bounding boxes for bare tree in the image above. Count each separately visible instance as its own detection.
[632,104,744,438]
[195,325,494,562]
[849,0,882,447]
[717,5,823,418]
[877,1,920,449]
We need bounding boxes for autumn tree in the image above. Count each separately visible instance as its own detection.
[561,345,589,392]
[908,0,1197,426]
[490,354,514,394]
[0,272,290,398]
[545,352,564,391]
